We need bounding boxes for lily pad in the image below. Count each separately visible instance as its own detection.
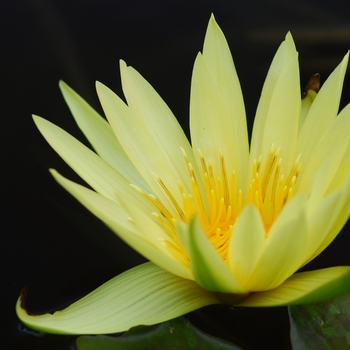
[289,293,350,349]
[76,316,243,350]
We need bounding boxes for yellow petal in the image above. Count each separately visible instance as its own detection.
[202,15,249,192]
[250,33,300,177]
[305,175,350,264]
[119,61,196,195]
[190,52,243,191]
[328,142,350,193]
[228,205,265,286]
[51,170,191,280]
[298,53,349,168]
[119,187,192,277]
[17,263,219,334]
[245,194,308,291]
[96,81,186,219]
[236,266,350,306]
[33,116,150,208]
[59,81,150,190]
[185,217,248,294]
[302,190,344,265]
[298,102,350,196]
[300,90,317,129]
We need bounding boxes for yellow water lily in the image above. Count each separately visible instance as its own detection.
[17,15,350,334]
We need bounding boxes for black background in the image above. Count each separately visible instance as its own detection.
[3,1,350,349]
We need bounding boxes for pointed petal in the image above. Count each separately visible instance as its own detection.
[51,170,191,280]
[59,81,149,189]
[245,194,308,291]
[185,217,248,294]
[96,82,186,219]
[202,15,249,192]
[298,53,349,168]
[190,53,244,191]
[236,266,350,307]
[250,33,300,176]
[297,103,350,196]
[119,61,196,194]
[228,205,265,285]
[33,116,151,209]
[16,263,219,334]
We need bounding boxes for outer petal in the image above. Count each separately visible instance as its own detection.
[297,103,350,196]
[16,263,219,334]
[201,15,249,192]
[245,194,308,291]
[59,81,150,190]
[250,33,300,177]
[51,170,191,280]
[182,217,248,294]
[33,116,151,212]
[297,53,349,169]
[228,205,265,286]
[235,266,350,307]
[96,82,186,219]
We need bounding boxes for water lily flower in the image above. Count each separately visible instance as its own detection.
[17,15,350,334]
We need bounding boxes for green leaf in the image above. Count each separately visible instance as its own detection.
[76,316,243,350]
[289,292,350,349]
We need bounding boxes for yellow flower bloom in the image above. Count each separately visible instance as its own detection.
[17,15,350,334]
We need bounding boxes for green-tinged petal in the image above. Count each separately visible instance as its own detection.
[298,103,350,196]
[96,81,186,219]
[235,266,350,307]
[33,116,152,212]
[298,53,349,168]
[228,205,265,285]
[119,61,196,195]
[250,33,300,176]
[16,263,220,334]
[245,194,308,291]
[190,52,242,191]
[59,81,149,190]
[202,15,249,192]
[186,217,248,294]
[51,170,192,280]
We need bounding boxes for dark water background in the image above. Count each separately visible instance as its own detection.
[2,1,350,348]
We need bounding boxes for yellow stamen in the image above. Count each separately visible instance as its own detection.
[136,146,301,263]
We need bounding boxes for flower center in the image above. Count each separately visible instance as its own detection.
[134,146,301,262]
